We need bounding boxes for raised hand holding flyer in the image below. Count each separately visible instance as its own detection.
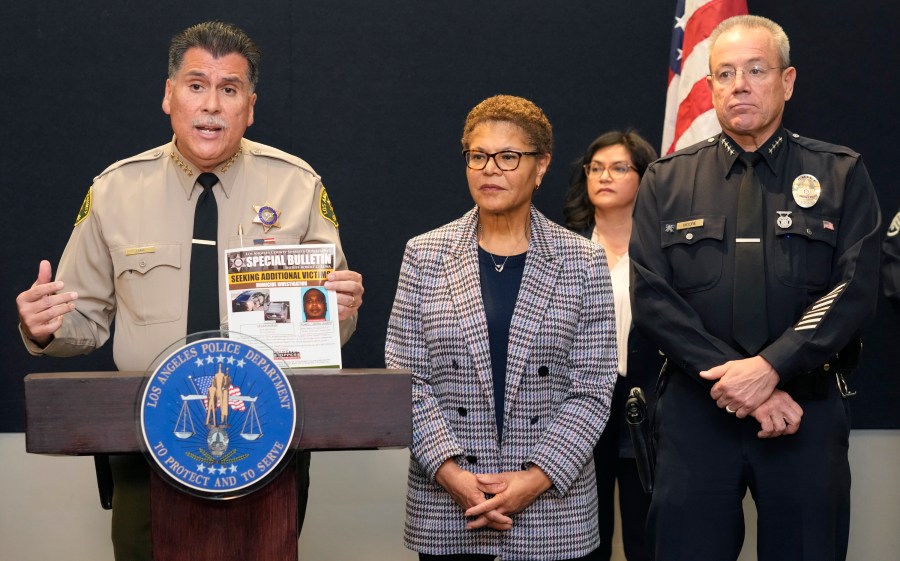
[225,244,342,368]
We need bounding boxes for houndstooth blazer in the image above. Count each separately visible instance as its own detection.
[386,206,617,560]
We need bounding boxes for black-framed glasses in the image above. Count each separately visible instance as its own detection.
[709,64,785,86]
[463,149,542,171]
[584,162,636,180]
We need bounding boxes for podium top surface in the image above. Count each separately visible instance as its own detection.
[24,369,411,455]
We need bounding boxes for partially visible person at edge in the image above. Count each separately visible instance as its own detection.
[629,15,880,561]
[385,94,617,560]
[881,205,900,312]
[563,130,663,561]
[15,21,364,561]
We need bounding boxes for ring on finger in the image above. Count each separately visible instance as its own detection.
[725,406,736,414]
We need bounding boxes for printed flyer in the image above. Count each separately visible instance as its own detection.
[224,244,341,368]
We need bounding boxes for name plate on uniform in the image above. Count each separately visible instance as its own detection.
[676,219,704,230]
[140,337,297,498]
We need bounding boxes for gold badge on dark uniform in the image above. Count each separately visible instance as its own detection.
[319,185,339,228]
[676,219,704,230]
[252,202,282,233]
[74,187,92,226]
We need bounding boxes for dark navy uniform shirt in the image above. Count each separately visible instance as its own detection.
[630,127,881,385]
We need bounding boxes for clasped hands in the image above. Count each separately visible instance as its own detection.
[700,355,803,438]
[434,458,551,531]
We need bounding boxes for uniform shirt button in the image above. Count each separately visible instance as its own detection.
[685,233,694,240]
[538,366,549,377]
[530,416,540,425]
[466,455,478,465]
[806,228,813,235]
[139,260,147,268]
[457,407,467,417]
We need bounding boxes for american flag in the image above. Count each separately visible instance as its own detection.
[661,0,748,155]
[194,375,246,412]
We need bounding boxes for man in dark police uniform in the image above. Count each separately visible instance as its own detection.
[15,21,364,561]
[630,15,880,561]
[882,206,900,311]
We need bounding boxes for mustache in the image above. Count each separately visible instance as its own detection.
[192,116,229,129]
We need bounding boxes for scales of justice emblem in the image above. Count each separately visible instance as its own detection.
[141,338,297,498]
[174,362,262,463]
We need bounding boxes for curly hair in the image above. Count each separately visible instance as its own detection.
[461,95,553,155]
[562,130,658,232]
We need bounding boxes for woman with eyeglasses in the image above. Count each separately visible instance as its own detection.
[386,95,617,561]
[563,130,663,561]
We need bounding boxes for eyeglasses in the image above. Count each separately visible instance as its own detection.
[709,64,785,86]
[463,149,541,171]
[584,163,636,180]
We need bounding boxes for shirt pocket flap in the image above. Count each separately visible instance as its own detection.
[775,213,839,247]
[111,243,182,276]
[659,216,726,248]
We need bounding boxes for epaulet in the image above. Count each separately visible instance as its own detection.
[652,134,719,166]
[784,130,859,158]
[243,140,320,180]
[93,146,166,182]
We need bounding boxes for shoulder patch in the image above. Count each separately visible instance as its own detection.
[74,187,92,226]
[888,212,900,238]
[319,186,339,228]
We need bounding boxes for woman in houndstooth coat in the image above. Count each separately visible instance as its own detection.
[386,95,618,561]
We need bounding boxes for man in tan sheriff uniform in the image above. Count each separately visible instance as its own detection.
[15,21,364,561]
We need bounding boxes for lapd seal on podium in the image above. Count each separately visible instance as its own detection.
[140,337,297,498]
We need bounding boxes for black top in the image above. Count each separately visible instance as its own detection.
[575,226,665,456]
[630,127,881,384]
[478,246,527,440]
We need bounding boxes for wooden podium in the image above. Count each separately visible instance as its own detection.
[24,368,411,560]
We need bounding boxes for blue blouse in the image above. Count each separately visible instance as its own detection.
[478,246,527,440]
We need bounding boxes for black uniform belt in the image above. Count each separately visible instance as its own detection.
[782,367,833,400]
[781,338,861,400]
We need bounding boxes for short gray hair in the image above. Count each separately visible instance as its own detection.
[709,15,790,68]
[168,21,261,91]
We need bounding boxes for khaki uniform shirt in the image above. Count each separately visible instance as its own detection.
[23,137,356,371]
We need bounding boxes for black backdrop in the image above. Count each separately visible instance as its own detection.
[2,1,898,431]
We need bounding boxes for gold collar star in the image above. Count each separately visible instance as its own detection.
[252,202,282,233]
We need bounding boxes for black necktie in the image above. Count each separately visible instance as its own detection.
[186,172,220,336]
[732,152,767,355]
